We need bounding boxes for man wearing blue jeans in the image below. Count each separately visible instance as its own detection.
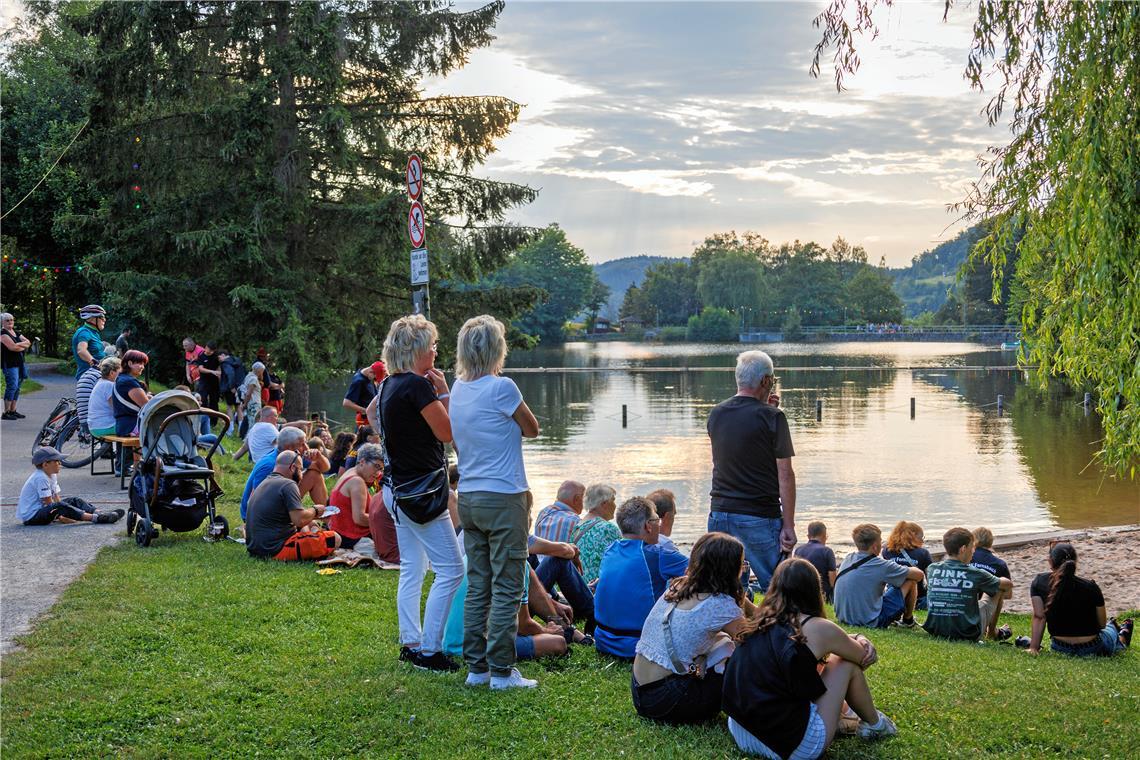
[707,350,796,592]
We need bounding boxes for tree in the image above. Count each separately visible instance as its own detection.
[770,241,844,325]
[494,225,596,343]
[845,266,903,323]
[637,260,700,325]
[43,0,538,410]
[813,1,1140,473]
[619,283,648,322]
[1,14,100,355]
[697,250,772,317]
[686,307,736,342]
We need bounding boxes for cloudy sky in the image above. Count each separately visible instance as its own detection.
[427,0,1000,267]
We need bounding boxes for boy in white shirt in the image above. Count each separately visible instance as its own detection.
[18,447,123,526]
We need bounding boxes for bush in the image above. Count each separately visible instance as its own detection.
[781,308,804,341]
[656,326,688,342]
[686,307,737,342]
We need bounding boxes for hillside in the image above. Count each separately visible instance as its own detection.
[592,255,677,318]
[890,225,983,316]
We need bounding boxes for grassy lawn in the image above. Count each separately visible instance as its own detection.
[18,378,44,394]
[2,454,1138,758]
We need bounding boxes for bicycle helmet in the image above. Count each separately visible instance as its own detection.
[78,304,107,321]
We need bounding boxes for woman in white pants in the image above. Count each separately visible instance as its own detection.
[379,315,464,672]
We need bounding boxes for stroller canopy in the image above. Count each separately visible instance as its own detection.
[138,390,202,459]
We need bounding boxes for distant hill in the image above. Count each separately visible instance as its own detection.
[890,226,984,316]
[593,255,678,319]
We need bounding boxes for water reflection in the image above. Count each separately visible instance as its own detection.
[309,342,1138,547]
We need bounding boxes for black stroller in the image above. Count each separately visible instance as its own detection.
[127,390,229,547]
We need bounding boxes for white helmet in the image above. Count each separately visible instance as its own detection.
[78,304,107,321]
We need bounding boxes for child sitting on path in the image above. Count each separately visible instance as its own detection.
[723,558,898,760]
[18,447,123,526]
[923,527,1013,641]
[1028,542,1133,656]
[834,523,923,629]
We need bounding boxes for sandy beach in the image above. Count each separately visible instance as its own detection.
[996,526,1140,614]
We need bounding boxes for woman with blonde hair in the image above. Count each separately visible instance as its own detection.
[87,357,122,438]
[449,314,541,689]
[379,314,464,673]
[723,558,897,759]
[881,520,933,612]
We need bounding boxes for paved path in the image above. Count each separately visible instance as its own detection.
[1,372,129,655]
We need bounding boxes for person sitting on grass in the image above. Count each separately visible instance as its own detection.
[632,532,754,725]
[327,431,354,475]
[571,483,621,584]
[723,558,897,760]
[245,450,340,562]
[231,406,311,463]
[923,527,1013,642]
[646,488,681,553]
[593,496,689,659]
[794,520,838,603]
[342,424,379,470]
[1028,542,1133,657]
[238,427,329,525]
[834,523,923,629]
[327,442,383,551]
[529,532,595,634]
[534,480,585,543]
[881,520,934,611]
[18,447,123,526]
[969,527,1011,584]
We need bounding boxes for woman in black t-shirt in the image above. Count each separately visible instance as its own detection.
[723,558,898,759]
[1028,542,1133,657]
[379,314,464,674]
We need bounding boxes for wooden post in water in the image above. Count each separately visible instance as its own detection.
[815,399,823,421]
[1083,392,1092,417]
[910,397,915,419]
[622,404,628,428]
[997,394,1004,417]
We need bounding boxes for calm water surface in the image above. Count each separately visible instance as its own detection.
[312,341,1139,549]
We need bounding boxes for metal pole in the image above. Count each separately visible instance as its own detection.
[816,399,823,421]
[622,404,628,428]
[910,397,915,419]
[997,394,1004,417]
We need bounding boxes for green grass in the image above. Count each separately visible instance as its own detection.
[2,456,1138,758]
[18,378,44,394]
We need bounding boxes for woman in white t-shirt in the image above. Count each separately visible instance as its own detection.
[87,357,122,437]
[449,315,540,690]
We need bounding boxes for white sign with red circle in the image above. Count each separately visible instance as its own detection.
[407,200,426,249]
[406,154,423,200]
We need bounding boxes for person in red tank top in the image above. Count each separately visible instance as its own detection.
[328,442,383,550]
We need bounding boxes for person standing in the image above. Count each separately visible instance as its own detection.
[1,312,32,420]
[379,314,464,673]
[450,315,541,690]
[114,326,131,356]
[71,305,107,379]
[707,350,796,592]
[182,337,204,387]
[343,360,386,427]
[194,341,222,419]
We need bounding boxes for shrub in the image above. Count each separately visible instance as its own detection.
[686,307,737,342]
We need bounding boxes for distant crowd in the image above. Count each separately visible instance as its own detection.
[13,305,1134,760]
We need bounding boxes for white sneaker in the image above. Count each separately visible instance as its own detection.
[490,669,537,690]
[857,711,898,740]
[465,671,491,687]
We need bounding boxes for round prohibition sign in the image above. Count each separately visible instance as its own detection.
[406,154,423,199]
[407,200,426,248]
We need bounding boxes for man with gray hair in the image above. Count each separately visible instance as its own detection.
[238,425,329,525]
[707,349,796,592]
[533,480,585,543]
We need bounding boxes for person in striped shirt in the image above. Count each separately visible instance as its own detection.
[533,480,584,543]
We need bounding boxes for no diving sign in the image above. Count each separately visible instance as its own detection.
[410,248,429,285]
[407,201,426,249]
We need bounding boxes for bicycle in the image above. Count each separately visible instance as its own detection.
[32,397,111,468]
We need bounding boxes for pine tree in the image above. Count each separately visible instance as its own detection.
[51,0,539,413]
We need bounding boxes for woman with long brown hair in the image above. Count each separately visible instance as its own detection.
[723,558,897,759]
[1028,542,1133,656]
[631,532,753,724]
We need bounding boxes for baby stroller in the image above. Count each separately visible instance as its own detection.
[127,390,229,547]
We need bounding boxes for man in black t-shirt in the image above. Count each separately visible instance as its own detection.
[707,350,796,591]
[246,451,340,561]
[194,341,222,413]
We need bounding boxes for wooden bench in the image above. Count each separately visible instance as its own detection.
[91,435,140,490]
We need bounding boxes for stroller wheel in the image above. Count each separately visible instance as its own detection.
[136,517,154,547]
[215,515,229,539]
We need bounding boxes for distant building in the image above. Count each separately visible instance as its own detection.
[618,317,642,331]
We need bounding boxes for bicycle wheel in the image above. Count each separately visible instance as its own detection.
[55,416,103,468]
[31,399,70,454]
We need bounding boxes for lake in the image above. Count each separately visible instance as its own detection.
[310,341,1139,550]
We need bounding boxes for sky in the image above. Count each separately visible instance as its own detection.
[425,0,1001,267]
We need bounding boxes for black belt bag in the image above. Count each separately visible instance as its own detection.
[389,468,449,525]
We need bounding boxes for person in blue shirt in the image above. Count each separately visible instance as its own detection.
[71,305,107,379]
[969,527,1011,580]
[593,496,689,659]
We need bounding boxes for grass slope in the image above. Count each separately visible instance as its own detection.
[2,457,1137,758]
